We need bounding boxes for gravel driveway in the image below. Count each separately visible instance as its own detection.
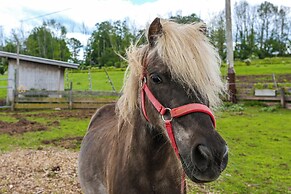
[0,148,82,194]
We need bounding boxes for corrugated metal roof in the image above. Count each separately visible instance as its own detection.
[0,51,79,69]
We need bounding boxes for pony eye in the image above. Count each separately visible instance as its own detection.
[150,74,162,84]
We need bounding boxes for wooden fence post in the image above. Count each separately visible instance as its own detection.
[280,88,286,108]
[69,82,73,110]
[104,68,116,92]
[11,90,15,111]
[225,0,237,103]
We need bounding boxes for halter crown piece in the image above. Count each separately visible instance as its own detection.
[141,56,216,194]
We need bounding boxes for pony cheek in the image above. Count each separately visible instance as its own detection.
[170,122,194,155]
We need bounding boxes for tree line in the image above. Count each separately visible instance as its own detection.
[210,0,291,60]
[0,0,290,73]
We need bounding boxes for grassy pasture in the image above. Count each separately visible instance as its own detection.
[220,57,291,75]
[65,69,125,91]
[205,103,291,193]
[0,74,7,100]
[0,111,89,151]
[0,103,290,193]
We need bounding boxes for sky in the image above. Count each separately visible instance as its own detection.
[0,0,291,45]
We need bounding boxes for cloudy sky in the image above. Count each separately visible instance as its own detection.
[0,0,290,44]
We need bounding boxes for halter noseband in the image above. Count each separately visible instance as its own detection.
[141,80,216,127]
[141,74,216,194]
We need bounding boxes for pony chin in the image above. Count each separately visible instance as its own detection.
[180,157,221,183]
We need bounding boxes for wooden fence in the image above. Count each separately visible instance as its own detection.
[13,87,291,110]
[13,90,120,110]
[10,74,291,110]
[235,83,291,109]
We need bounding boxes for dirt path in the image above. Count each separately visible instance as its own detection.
[0,148,212,194]
[0,148,82,194]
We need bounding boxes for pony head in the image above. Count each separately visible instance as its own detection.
[117,17,228,183]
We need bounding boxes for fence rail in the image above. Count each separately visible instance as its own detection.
[235,84,291,109]
[13,90,120,109]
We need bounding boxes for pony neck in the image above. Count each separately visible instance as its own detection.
[133,112,182,186]
[130,112,170,156]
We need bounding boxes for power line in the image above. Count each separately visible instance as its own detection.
[20,8,71,23]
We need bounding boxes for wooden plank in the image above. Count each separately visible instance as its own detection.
[16,90,69,96]
[15,90,120,98]
[254,89,277,97]
[72,97,116,103]
[72,91,120,97]
[14,103,69,109]
[16,97,68,103]
[72,103,110,109]
[237,96,281,101]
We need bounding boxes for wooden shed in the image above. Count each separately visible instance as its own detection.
[0,51,79,104]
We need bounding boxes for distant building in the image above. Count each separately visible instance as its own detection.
[0,51,79,104]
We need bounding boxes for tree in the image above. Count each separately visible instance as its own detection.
[233,0,257,60]
[24,20,71,61]
[256,1,278,58]
[0,58,8,75]
[85,20,135,68]
[67,37,82,63]
[273,6,290,55]
[2,40,17,53]
[209,11,226,60]
[170,13,202,24]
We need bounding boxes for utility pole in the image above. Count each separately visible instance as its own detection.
[12,33,20,92]
[0,26,4,47]
[225,0,237,103]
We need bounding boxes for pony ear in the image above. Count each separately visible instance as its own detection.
[198,23,207,35]
[148,17,163,47]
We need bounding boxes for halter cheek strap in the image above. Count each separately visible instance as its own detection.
[141,78,216,194]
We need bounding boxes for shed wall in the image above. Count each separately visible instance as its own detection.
[7,60,65,103]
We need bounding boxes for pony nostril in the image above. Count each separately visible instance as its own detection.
[192,144,211,172]
[223,145,228,158]
[221,145,228,172]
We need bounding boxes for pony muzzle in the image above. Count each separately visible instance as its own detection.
[189,144,228,182]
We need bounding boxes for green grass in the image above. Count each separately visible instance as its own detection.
[0,104,290,193]
[0,110,89,151]
[193,103,291,193]
[66,69,125,91]
[221,57,291,76]
[0,115,18,122]
[0,73,8,99]
[221,62,291,76]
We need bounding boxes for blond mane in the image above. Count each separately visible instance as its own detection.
[116,19,225,122]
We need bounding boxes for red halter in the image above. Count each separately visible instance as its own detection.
[141,78,216,194]
[141,79,216,127]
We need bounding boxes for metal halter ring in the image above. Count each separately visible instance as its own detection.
[141,77,147,87]
[162,108,173,122]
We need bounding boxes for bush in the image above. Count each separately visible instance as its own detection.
[244,58,251,66]
[0,65,4,75]
[0,58,8,75]
[260,106,278,112]
[221,103,245,112]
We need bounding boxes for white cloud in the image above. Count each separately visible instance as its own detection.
[0,0,290,42]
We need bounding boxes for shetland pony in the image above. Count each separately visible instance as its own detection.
[78,17,228,194]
